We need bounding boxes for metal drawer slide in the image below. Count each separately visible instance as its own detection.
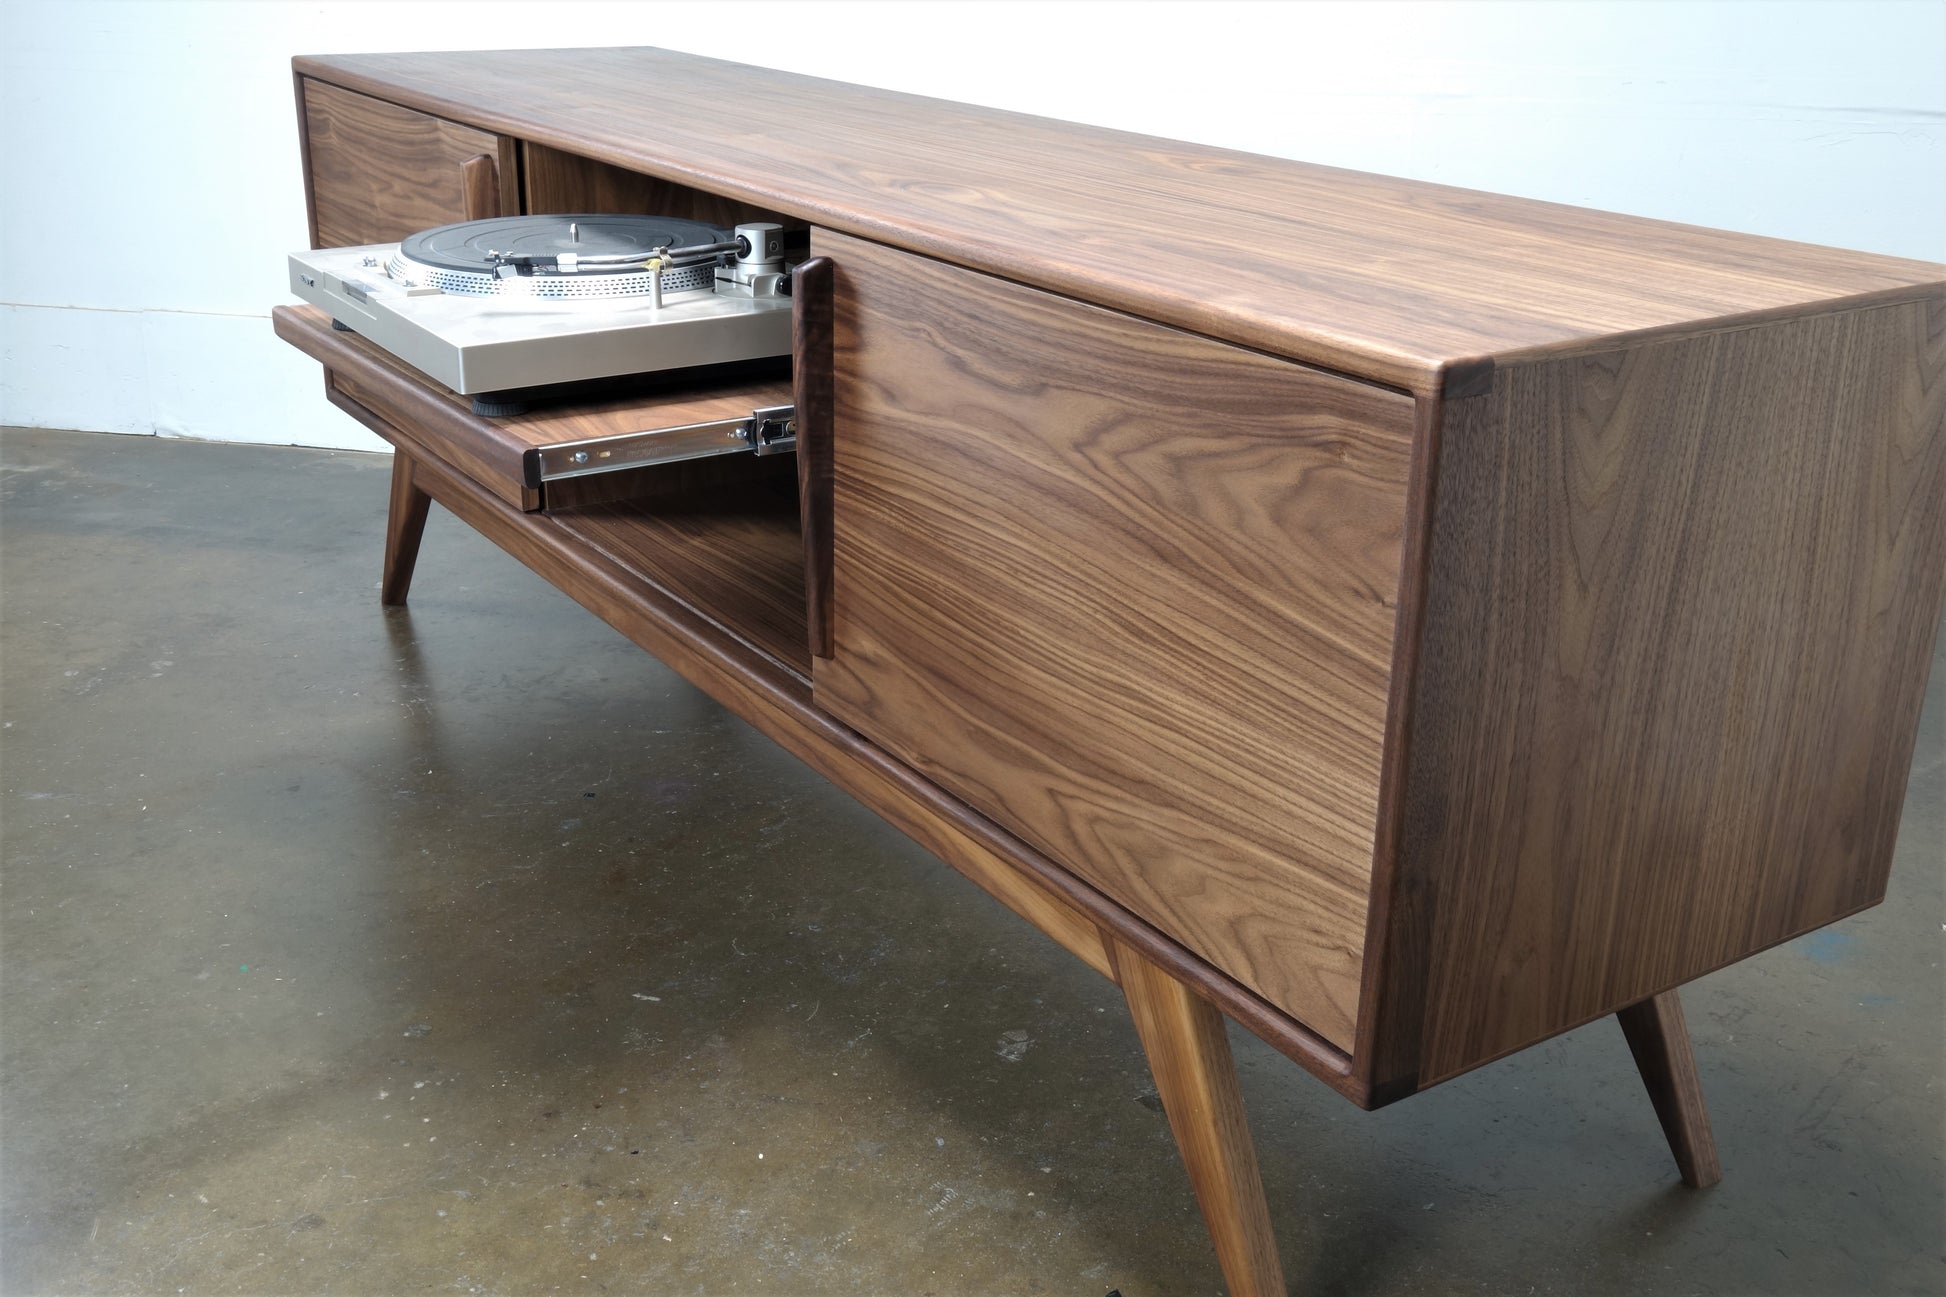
[525,403,796,486]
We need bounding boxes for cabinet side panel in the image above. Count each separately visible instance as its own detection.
[813,230,1415,1048]
[1403,295,1946,1085]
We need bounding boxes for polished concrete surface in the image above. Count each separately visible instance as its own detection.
[1,425,1941,1297]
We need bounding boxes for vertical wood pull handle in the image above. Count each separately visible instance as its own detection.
[794,255,836,660]
[459,153,501,220]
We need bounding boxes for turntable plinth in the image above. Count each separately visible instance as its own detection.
[278,47,1946,1294]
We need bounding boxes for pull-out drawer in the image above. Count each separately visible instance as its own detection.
[808,231,1416,1049]
[274,305,794,513]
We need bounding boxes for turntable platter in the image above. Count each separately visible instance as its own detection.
[400,214,730,276]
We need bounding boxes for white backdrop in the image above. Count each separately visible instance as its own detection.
[3,0,1942,452]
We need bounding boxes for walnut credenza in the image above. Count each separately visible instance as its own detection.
[274,48,1946,1295]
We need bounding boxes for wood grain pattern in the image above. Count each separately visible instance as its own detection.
[273,305,790,512]
[295,50,1943,391]
[293,69,322,248]
[813,230,1415,1049]
[1389,294,1946,1086]
[301,79,517,248]
[1112,935,1288,1297]
[1616,990,1722,1189]
[791,257,835,660]
[549,485,811,680]
[306,383,1361,1090]
[381,449,433,606]
[523,142,788,227]
[1350,385,1449,1103]
[459,152,502,220]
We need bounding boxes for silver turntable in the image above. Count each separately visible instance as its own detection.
[287,214,793,414]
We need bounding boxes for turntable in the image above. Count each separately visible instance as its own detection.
[288,213,794,416]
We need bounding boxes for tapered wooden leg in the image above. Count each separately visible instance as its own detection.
[381,450,434,607]
[1616,988,1722,1189]
[1110,935,1288,1297]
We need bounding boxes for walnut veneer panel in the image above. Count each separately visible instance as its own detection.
[547,486,811,681]
[295,49,1943,391]
[301,80,515,248]
[812,231,1415,1048]
[523,142,789,228]
[1382,294,1946,1087]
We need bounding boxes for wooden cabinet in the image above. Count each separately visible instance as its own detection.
[298,78,517,247]
[277,49,1946,1296]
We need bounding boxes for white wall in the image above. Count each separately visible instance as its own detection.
[3,0,1942,452]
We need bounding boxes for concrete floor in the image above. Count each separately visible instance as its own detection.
[0,424,1940,1297]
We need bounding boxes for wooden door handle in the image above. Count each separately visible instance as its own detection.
[793,255,836,660]
[459,152,501,220]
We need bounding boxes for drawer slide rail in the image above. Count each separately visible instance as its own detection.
[525,402,796,485]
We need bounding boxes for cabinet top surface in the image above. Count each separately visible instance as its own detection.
[296,47,1944,392]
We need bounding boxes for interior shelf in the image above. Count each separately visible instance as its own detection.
[544,480,810,680]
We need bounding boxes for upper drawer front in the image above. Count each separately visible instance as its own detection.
[811,231,1415,1049]
[300,80,512,248]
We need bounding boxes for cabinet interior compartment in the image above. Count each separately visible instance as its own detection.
[522,143,803,236]
[273,303,811,680]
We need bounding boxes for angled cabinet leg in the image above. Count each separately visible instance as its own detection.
[381,450,434,606]
[1616,988,1722,1189]
[1109,934,1288,1297]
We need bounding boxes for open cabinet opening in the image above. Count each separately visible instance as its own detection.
[273,303,814,681]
